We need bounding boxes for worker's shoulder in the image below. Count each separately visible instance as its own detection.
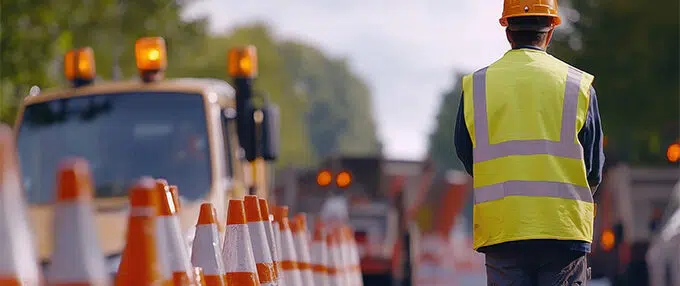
[548,54,595,78]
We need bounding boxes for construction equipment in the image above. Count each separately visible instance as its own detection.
[287,156,438,285]
[13,38,280,273]
[589,162,680,284]
[646,179,680,286]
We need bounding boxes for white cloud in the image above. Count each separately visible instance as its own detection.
[183,0,510,160]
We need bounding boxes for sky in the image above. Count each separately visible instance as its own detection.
[183,0,511,160]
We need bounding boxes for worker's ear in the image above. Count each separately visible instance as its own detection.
[505,28,514,46]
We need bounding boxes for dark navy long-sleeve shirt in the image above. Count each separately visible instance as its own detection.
[454,55,605,254]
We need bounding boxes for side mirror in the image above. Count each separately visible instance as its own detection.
[260,103,280,161]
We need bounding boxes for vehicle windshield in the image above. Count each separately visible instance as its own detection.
[17,91,211,204]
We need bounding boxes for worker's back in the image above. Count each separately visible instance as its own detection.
[462,47,595,250]
[474,49,587,142]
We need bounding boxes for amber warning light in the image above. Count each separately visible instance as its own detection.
[316,170,332,187]
[667,143,680,163]
[600,229,615,251]
[228,46,258,78]
[336,171,352,188]
[64,47,96,84]
[135,37,167,83]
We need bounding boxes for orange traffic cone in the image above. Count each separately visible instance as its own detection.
[343,225,363,286]
[291,213,314,286]
[257,198,282,286]
[221,200,260,286]
[191,204,226,286]
[47,158,109,286]
[155,179,194,285]
[334,227,352,286]
[326,231,343,286]
[310,219,330,286]
[243,196,276,285]
[273,206,303,286]
[116,177,172,286]
[0,124,41,285]
[194,267,207,286]
[169,185,181,212]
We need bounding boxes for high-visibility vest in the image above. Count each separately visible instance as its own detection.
[462,48,595,250]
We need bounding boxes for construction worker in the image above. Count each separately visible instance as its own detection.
[453,1,605,285]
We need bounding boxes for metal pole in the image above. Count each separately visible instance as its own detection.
[250,109,264,196]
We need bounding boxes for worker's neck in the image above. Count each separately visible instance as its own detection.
[512,44,546,51]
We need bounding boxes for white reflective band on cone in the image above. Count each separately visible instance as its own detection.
[47,202,109,285]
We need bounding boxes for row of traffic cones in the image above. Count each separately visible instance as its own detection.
[0,123,363,285]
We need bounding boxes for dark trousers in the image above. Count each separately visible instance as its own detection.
[484,247,590,286]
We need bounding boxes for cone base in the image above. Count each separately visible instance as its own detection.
[255,263,275,284]
[224,272,259,286]
[204,275,226,286]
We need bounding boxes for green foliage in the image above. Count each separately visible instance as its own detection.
[0,2,379,168]
[278,42,381,159]
[174,24,316,167]
[427,72,467,172]
[550,0,679,165]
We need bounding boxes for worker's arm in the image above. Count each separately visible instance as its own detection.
[578,86,605,194]
[454,93,474,176]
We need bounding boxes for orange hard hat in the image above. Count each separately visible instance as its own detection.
[500,0,561,27]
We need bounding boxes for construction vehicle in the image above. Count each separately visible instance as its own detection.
[285,156,471,284]
[282,156,402,284]
[589,154,680,284]
[13,38,280,271]
[646,178,680,286]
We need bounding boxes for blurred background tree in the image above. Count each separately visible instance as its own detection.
[0,0,381,168]
[550,0,679,166]
[427,0,679,168]
[427,71,466,173]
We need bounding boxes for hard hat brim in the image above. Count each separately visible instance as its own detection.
[507,24,553,32]
[500,14,561,27]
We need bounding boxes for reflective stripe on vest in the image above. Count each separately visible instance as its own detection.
[471,66,592,204]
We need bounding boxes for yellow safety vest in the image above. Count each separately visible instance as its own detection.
[462,49,595,250]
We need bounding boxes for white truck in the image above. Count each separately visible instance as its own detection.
[590,163,680,284]
[646,179,680,286]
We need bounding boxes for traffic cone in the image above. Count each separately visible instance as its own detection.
[263,201,284,286]
[335,228,351,286]
[155,179,194,285]
[291,213,314,286]
[193,267,207,286]
[116,177,172,286]
[221,200,260,286]
[47,158,109,286]
[257,198,282,286]
[326,231,343,286]
[243,196,276,285]
[169,185,181,212]
[273,206,303,286]
[191,203,226,286]
[343,225,363,286]
[0,124,41,285]
[310,219,330,286]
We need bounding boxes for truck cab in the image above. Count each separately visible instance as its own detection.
[13,38,278,270]
[646,179,680,286]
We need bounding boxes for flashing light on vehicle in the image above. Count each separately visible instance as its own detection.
[135,37,167,76]
[228,46,258,78]
[601,228,615,251]
[667,143,680,163]
[64,47,96,84]
[336,171,352,188]
[317,170,332,187]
